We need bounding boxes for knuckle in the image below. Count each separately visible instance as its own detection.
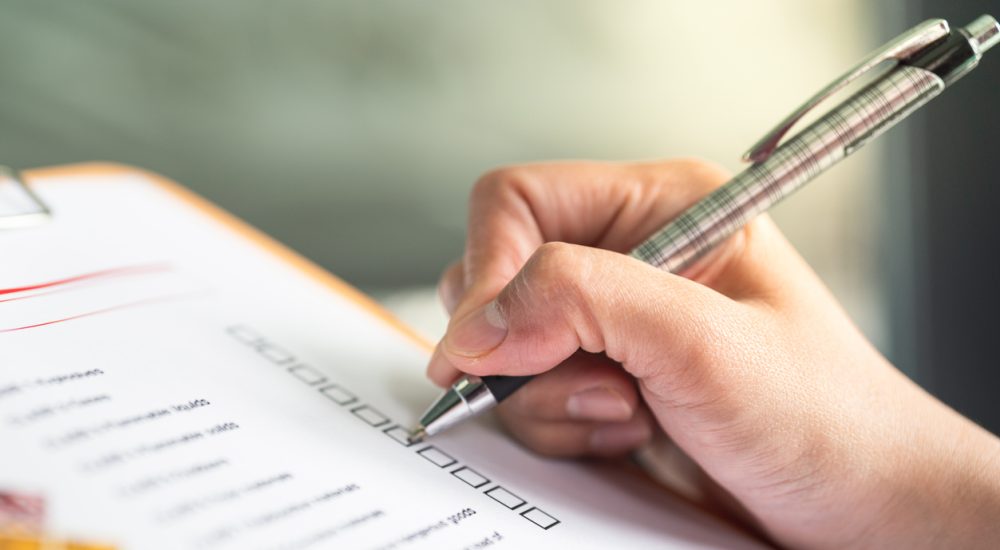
[502,243,605,353]
[471,165,531,202]
[523,242,588,297]
[638,157,730,196]
[674,157,731,191]
[670,156,715,172]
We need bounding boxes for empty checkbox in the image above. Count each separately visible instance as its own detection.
[383,425,417,447]
[288,365,327,386]
[417,446,457,468]
[351,405,390,427]
[484,486,525,510]
[256,342,294,365]
[521,507,559,529]
[320,384,358,406]
[451,466,489,489]
[227,325,262,343]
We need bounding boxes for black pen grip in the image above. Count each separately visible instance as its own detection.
[481,375,533,402]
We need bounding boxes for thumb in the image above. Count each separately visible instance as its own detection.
[432,241,741,400]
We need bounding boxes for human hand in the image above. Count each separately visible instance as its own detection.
[427,159,1000,548]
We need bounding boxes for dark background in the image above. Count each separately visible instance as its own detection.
[884,0,1000,434]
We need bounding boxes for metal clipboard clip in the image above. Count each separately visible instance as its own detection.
[743,18,952,163]
[0,165,52,229]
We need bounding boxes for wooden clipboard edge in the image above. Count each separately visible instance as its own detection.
[21,162,434,354]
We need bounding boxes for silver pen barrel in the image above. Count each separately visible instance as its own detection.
[631,64,945,272]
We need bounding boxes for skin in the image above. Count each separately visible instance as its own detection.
[425,159,1000,549]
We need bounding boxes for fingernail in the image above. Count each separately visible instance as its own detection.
[566,387,632,421]
[445,300,507,357]
[590,422,650,454]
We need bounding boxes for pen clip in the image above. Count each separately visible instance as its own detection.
[742,18,951,163]
[0,166,52,229]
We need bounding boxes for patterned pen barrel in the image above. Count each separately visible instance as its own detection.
[632,15,998,272]
[630,64,944,272]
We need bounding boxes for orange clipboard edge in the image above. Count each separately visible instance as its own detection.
[21,162,433,354]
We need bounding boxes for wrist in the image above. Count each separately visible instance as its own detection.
[864,399,1000,548]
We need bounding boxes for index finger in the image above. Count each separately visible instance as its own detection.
[457,160,731,319]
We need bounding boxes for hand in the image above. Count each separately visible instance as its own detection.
[427,159,1000,548]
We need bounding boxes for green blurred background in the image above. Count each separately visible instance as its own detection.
[2,1,998,432]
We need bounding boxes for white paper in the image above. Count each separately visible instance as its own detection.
[0,169,764,549]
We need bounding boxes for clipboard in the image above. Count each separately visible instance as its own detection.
[0,163,762,549]
[3,163,427,350]
[0,166,51,229]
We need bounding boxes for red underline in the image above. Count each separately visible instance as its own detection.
[1,286,81,304]
[0,263,172,297]
[0,292,200,333]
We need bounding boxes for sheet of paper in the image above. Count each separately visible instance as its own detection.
[0,168,764,549]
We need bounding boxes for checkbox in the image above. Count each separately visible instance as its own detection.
[383,425,417,447]
[484,486,525,510]
[451,466,489,489]
[319,384,357,406]
[256,342,294,365]
[520,507,559,529]
[351,405,390,427]
[416,446,457,468]
[287,365,327,386]
[227,325,262,344]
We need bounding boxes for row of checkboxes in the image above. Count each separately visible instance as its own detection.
[226,325,560,530]
[323,390,559,530]
[382,425,558,529]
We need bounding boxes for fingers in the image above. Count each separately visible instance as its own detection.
[426,159,824,426]
[502,413,655,458]
[499,351,638,422]
[427,343,460,387]
[452,160,741,324]
[430,159,798,363]
[430,242,742,400]
[429,224,815,393]
[495,352,655,457]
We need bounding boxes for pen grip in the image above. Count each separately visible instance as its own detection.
[481,375,533,401]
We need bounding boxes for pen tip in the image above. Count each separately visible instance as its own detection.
[409,427,427,444]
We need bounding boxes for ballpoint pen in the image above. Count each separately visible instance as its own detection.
[411,15,1000,443]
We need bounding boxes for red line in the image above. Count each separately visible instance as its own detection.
[0,263,171,297]
[0,292,202,333]
[0,285,84,304]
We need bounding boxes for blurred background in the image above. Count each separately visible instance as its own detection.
[1,1,997,433]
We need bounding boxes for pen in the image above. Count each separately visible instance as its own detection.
[412,15,999,443]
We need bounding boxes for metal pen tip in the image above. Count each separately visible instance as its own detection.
[409,427,427,444]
